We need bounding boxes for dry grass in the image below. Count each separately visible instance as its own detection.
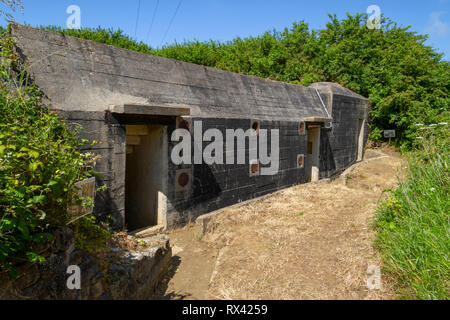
[201,153,405,300]
[109,231,157,252]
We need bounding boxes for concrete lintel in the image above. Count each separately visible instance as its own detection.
[304,117,333,123]
[112,104,190,117]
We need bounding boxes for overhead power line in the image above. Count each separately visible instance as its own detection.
[160,0,183,46]
[146,0,160,43]
[134,0,141,38]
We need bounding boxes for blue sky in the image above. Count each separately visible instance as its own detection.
[2,0,449,59]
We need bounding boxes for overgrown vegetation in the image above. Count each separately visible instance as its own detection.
[72,215,111,259]
[375,125,449,299]
[72,214,113,282]
[41,13,449,149]
[0,30,98,275]
[0,0,22,23]
[43,25,153,54]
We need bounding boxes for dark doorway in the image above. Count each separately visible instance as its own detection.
[125,125,167,231]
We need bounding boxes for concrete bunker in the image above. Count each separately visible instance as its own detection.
[10,25,371,231]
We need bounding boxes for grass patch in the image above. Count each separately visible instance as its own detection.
[375,127,449,299]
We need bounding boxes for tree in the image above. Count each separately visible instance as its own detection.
[0,0,22,22]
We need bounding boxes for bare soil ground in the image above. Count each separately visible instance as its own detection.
[155,147,405,300]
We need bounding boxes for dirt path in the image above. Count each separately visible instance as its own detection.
[154,226,218,300]
[155,148,405,300]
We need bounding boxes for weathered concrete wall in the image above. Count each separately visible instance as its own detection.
[166,118,308,226]
[10,24,328,122]
[0,229,172,300]
[56,110,127,230]
[311,83,371,178]
[165,84,370,226]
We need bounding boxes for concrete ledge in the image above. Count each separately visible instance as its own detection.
[129,225,165,238]
[126,135,142,146]
[112,104,190,117]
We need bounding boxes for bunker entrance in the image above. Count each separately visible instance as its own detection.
[125,125,167,231]
[306,124,321,183]
[112,104,190,232]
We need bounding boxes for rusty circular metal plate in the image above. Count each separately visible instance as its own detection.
[178,172,190,187]
[298,155,304,168]
[299,122,305,135]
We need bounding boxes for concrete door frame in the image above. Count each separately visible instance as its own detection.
[306,124,321,182]
[157,126,168,227]
[357,118,365,162]
[125,125,168,231]
[112,104,190,232]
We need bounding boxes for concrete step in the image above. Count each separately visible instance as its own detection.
[126,135,141,146]
[126,125,149,136]
[128,225,165,238]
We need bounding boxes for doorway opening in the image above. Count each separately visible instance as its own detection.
[306,125,321,182]
[357,119,365,162]
[125,125,167,231]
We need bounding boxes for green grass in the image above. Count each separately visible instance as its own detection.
[375,128,449,299]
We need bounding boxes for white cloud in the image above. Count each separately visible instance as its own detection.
[425,11,449,36]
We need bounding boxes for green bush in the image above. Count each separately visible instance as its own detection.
[0,33,95,275]
[375,126,450,299]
